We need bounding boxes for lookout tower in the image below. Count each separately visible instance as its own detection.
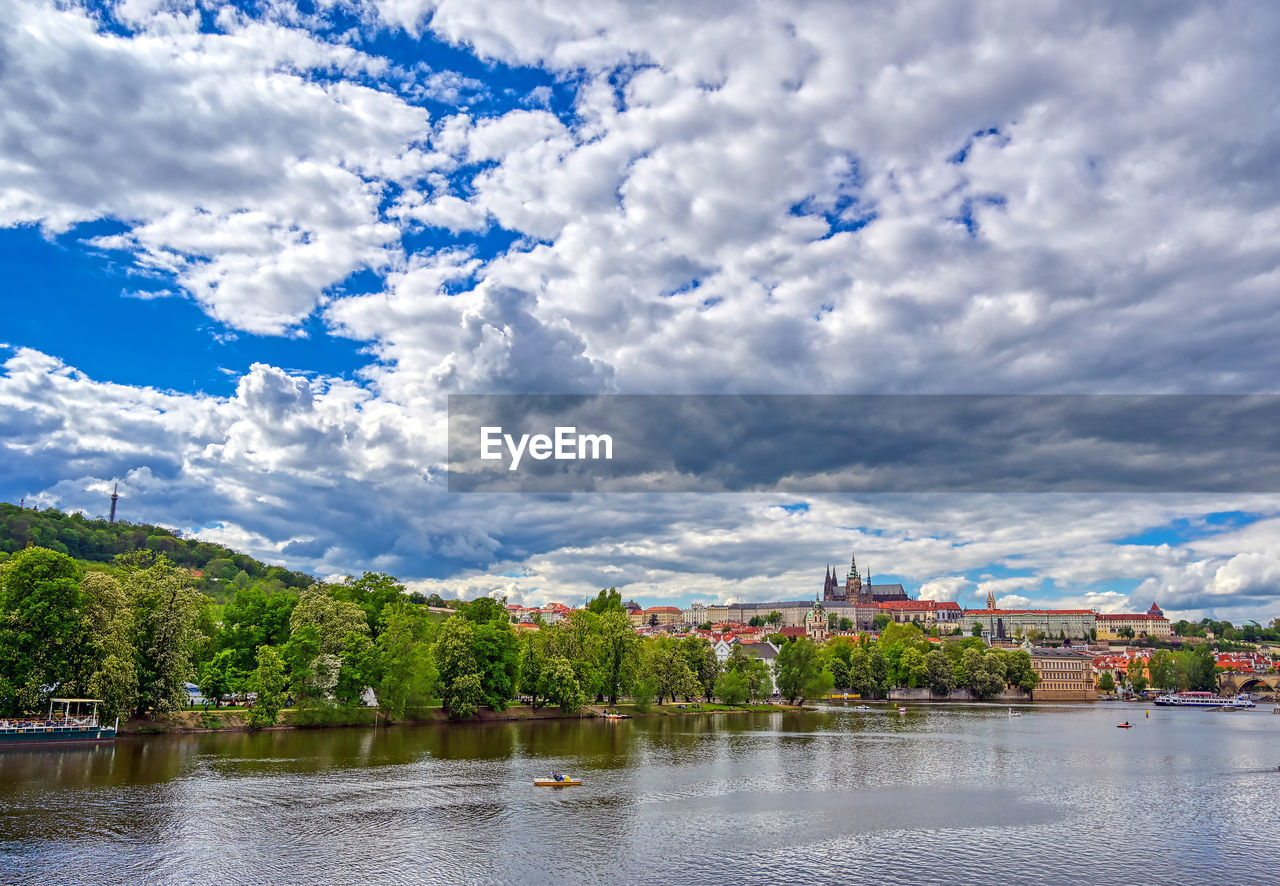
[109,483,119,524]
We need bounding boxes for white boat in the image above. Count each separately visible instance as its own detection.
[1153,692,1255,709]
[1008,708,1022,717]
[850,705,872,712]
[897,706,907,714]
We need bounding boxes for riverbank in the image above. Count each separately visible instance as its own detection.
[119,702,805,735]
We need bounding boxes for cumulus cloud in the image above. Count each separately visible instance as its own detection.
[4,1,1280,622]
[0,0,434,334]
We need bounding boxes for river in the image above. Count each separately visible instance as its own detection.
[1,702,1277,885]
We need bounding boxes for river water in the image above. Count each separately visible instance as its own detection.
[1,702,1277,885]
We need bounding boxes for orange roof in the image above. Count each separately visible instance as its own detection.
[878,600,961,611]
[645,606,682,613]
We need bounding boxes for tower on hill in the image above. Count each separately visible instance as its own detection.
[109,483,119,524]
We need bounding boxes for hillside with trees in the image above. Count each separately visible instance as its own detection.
[0,502,314,601]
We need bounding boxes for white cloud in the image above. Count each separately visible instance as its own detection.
[4,2,1280,624]
[0,0,433,334]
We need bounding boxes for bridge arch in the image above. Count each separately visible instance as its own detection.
[1219,672,1277,696]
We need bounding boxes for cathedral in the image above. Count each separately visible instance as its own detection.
[822,552,910,605]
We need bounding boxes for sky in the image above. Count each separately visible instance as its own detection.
[2,0,1280,624]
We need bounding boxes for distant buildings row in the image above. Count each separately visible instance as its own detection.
[504,551,1178,645]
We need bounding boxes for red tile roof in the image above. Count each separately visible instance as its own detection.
[878,600,961,611]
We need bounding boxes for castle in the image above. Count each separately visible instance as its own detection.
[822,552,910,605]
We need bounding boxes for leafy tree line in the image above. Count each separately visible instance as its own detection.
[1118,646,1223,694]
[1170,617,1280,643]
[0,503,314,601]
[811,622,1038,701]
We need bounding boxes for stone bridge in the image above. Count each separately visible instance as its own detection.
[1218,672,1278,697]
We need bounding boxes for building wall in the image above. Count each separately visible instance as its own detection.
[1030,650,1096,700]
[1096,614,1172,640]
[965,610,1097,640]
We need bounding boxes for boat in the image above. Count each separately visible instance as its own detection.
[850,705,872,712]
[534,776,581,787]
[0,698,117,747]
[897,706,907,714]
[1117,721,1133,728]
[1008,708,1022,717]
[1153,692,1255,709]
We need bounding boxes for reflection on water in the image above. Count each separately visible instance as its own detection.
[1,704,1277,885]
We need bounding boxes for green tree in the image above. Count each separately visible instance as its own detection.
[219,582,298,672]
[539,656,584,713]
[867,644,890,698]
[1097,671,1116,694]
[449,671,485,719]
[586,588,623,614]
[290,588,370,655]
[899,647,927,688]
[471,620,520,711]
[246,646,287,728]
[972,651,1007,698]
[680,636,719,701]
[642,636,700,704]
[376,600,437,720]
[1127,657,1148,693]
[1186,645,1217,692]
[1146,649,1178,692]
[774,637,823,704]
[599,609,640,705]
[766,610,783,628]
[80,571,138,721]
[125,555,205,717]
[923,649,955,695]
[971,622,984,637]
[518,631,549,707]
[332,572,406,636]
[725,644,773,701]
[282,625,324,700]
[333,632,381,707]
[847,645,873,697]
[873,612,892,632]
[714,669,749,705]
[1004,650,1038,693]
[838,617,853,631]
[198,649,242,707]
[433,616,482,717]
[748,615,765,628]
[0,548,86,715]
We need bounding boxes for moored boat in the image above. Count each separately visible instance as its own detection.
[0,699,117,747]
[1153,692,1255,709]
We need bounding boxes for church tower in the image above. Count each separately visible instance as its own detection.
[845,551,863,599]
[823,565,841,601]
[986,590,997,610]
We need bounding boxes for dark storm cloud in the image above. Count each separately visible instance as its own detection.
[449,395,1280,493]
